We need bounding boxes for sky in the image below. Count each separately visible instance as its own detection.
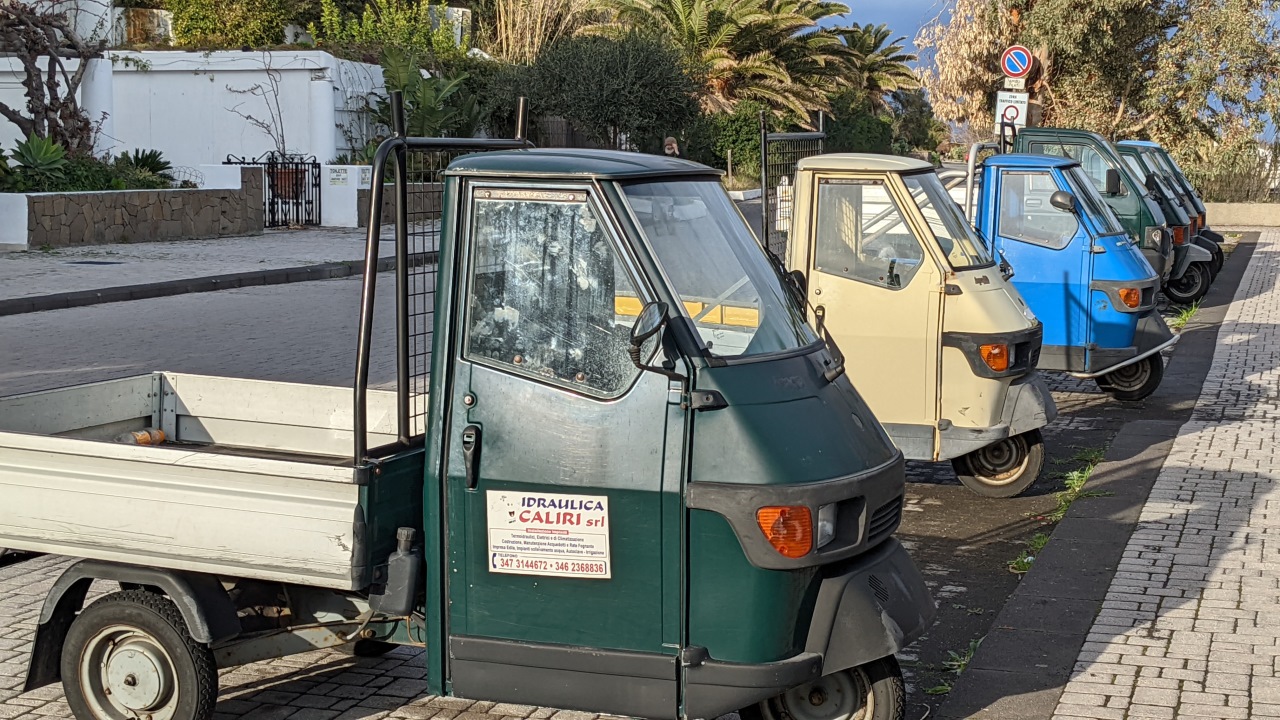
[820,0,944,54]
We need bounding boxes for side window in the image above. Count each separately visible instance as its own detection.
[814,179,925,290]
[996,172,1079,250]
[1031,143,1116,195]
[466,188,640,396]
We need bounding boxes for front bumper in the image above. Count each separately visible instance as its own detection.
[934,372,1057,461]
[683,538,935,719]
[1069,310,1178,379]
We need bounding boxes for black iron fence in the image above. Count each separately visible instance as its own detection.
[224,152,322,228]
[759,112,825,259]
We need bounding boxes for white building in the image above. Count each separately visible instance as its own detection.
[1,0,387,167]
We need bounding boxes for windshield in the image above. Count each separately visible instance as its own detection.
[621,180,818,359]
[902,173,994,269]
[1137,153,1177,197]
[1065,167,1125,235]
[1136,154,1190,221]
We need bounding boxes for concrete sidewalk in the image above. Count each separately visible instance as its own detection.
[0,227,393,315]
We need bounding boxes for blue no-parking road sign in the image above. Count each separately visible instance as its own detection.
[1001,45,1034,79]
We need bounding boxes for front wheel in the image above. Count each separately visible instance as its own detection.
[1164,263,1211,304]
[952,430,1045,499]
[62,589,218,720]
[739,657,905,720]
[1096,354,1165,402]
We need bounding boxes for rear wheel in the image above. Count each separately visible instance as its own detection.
[350,639,398,657]
[1096,354,1164,402]
[1164,263,1211,305]
[740,657,905,720]
[61,589,218,720]
[952,430,1045,499]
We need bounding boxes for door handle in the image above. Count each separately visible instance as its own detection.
[461,425,482,490]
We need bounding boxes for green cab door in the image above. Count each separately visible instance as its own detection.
[442,182,683,718]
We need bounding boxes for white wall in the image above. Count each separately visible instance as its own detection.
[0,49,384,169]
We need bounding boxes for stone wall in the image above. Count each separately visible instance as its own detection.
[24,168,264,248]
[1206,203,1280,228]
[357,183,444,228]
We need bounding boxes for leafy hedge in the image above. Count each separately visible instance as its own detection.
[165,0,292,47]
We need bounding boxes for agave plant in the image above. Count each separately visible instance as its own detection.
[10,134,67,175]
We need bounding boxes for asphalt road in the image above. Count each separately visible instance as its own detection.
[0,241,1249,718]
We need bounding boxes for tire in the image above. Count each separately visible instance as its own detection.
[62,589,218,720]
[1163,263,1211,305]
[739,657,905,720]
[951,430,1045,499]
[1209,244,1224,277]
[350,639,398,658]
[1096,354,1165,402]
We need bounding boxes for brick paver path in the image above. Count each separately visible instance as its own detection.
[1053,227,1280,720]
[0,553,602,720]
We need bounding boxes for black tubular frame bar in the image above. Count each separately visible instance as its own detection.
[352,133,532,464]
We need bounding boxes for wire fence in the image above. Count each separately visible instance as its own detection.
[759,112,825,259]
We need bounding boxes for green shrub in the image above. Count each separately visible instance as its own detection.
[372,48,480,137]
[1,139,172,194]
[117,149,174,180]
[310,0,467,69]
[826,89,894,154]
[165,0,291,47]
[531,32,700,151]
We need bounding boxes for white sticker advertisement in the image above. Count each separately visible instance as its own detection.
[486,490,611,579]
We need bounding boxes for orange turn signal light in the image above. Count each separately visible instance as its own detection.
[756,506,813,558]
[980,343,1010,373]
[1118,288,1142,308]
[1172,226,1187,245]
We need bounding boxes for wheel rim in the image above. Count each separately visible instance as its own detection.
[762,668,874,720]
[1167,268,1204,299]
[965,435,1031,487]
[1106,358,1153,392]
[80,624,180,720]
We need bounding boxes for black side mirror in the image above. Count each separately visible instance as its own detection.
[1050,190,1076,212]
[1105,169,1122,196]
[628,302,685,381]
[629,301,668,368]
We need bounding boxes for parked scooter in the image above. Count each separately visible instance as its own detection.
[960,154,1178,401]
[782,154,1057,498]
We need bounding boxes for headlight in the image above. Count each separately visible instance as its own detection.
[816,503,837,549]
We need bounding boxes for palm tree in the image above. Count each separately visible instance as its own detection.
[596,0,854,118]
[836,22,919,112]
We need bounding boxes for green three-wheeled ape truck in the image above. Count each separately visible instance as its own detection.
[0,119,935,720]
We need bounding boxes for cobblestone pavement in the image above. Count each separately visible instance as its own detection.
[0,226,391,302]
[1051,228,1280,720]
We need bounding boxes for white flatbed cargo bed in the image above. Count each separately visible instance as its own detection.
[0,373,404,590]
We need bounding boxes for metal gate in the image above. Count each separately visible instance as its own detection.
[353,95,532,463]
[224,152,322,228]
[759,113,825,260]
